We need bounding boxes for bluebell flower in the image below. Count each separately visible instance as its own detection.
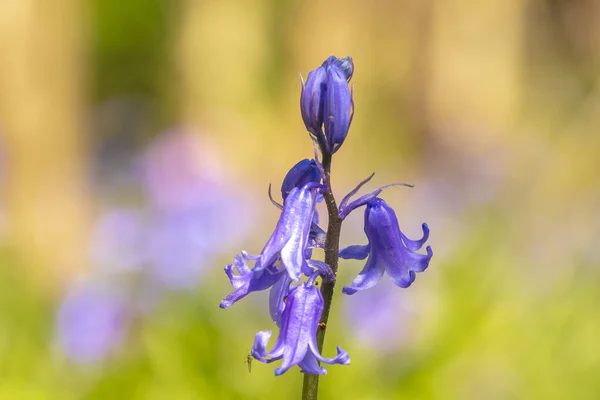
[251,273,350,375]
[254,183,325,281]
[301,56,354,154]
[278,158,326,248]
[340,198,433,294]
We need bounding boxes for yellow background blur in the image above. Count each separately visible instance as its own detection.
[0,0,599,399]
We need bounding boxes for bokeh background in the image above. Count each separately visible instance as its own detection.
[1,0,599,399]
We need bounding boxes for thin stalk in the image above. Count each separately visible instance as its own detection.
[301,150,342,400]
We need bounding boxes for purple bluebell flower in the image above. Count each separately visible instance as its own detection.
[278,158,327,248]
[340,198,432,294]
[254,183,323,281]
[56,282,129,363]
[251,273,350,375]
[301,56,354,154]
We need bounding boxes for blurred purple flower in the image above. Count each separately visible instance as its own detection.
[56,127,256,363]
[141,129,225,211]
[56,282,129,363]
[141,129,253,289]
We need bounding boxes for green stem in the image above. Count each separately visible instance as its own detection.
[301,151,342,400]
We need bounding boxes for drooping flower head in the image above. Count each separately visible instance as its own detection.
[254,183,323,281]
[251,273,350,375]
[279,158,326,248]
[340,197,433,294]
[301,56,354,154]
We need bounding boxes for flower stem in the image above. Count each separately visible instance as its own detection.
[301,150,342,400]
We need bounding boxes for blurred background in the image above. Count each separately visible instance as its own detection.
[0,0,599,399]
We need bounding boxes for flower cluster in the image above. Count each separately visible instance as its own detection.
[220,56,433,376]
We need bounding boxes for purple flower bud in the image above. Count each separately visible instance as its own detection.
[340,198,433,294]
[301,56,354,154]
[251,274,350,375]
[280,159,321,200]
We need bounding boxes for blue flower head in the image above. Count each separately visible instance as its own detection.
[251,273,350,375]
[301,56,354,154]
[340,198,433,294]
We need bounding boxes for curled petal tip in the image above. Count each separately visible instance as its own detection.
[342,286,357,295]
[219,301,230,309]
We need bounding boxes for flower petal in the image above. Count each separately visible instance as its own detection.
[220,266,284,309]
[342,254,385,295]
[251,330,283,363]
[269,274,292,326]
[298,352,327,375]
[339,244,370,260]
[400,223,430,252]
[384,245,433,288]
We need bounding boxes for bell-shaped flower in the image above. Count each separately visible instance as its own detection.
[254,183,323,281]
[340,198,433,295]
[279,158,326,248]
[251,273,350,375]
